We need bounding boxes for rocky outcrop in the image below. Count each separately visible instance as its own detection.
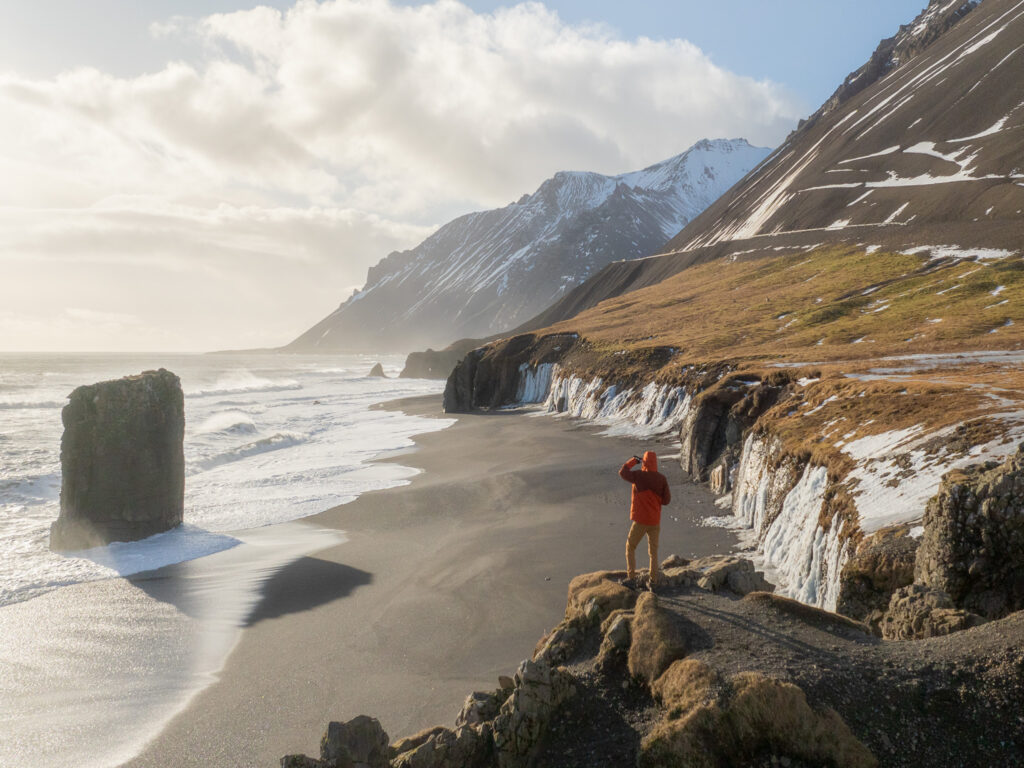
[878,584,986,641]
[640,664,877,768]
[282,715,391,768]
[678,376,786,481]
[837,526,919,626]
[401,340,483,380]
[492,658,575,768]
[283,555,1024,766]
[50,368,185,551]
[443,333,577,413]
[368,363,387,378]
[915,448,1024,619]
[803,0,979,131]
[391,724,493,768]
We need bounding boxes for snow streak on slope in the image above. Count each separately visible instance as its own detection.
[666,0,1024,251]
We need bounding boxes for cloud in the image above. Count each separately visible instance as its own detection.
[0,0,805,351]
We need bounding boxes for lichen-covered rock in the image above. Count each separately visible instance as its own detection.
[660,554,690,570]
[639,669,877,768]
[878,585,986,641]
[533,618,585,665]
[492,658,574,768]
[628,592,710,684]
[596,611,633,672]
[916,449,1024,618]
[390,726,449,759]
[837,526,918,625]
[565,570,638,623]
[390,724,492,768]
[320,716,390,768]
[689,555,773,595]
[455,691,501,727]
[50,368,185,550]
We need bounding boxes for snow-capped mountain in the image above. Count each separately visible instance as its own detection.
[286,139,769,352]
[664,0,1022,254]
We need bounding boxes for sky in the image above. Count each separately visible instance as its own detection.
[0,0,927,352]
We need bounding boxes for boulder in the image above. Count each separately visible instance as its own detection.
[878,585,986,641]
[689,555,773,596]
[628,592,710,684]
[50,369,185,550]
[915,449,1024,618]
[533,618,585,665]
[492,658,575,768]
[368,362,387,378]
[837,526,918,625]
[455,691,501,727]
[391,726,448,759]
[639,670,877,768]
[596,611,633,671]
[391,724,492,768]
[564,570,638,623]
[660,554,690,570]
[320,716,390,768]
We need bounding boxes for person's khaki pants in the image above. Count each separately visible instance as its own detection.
[625,522,660,584]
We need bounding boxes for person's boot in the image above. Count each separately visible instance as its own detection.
[619,575,640,589]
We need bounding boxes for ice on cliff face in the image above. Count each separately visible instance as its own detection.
[541,367,692,438]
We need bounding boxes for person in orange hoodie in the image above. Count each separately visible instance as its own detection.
[619,450,671,589]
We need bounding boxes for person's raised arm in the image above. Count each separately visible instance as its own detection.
[619,456,640,483]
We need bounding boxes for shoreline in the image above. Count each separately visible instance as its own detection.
[120,394,737,767]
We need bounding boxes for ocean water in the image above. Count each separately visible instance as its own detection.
[0,352,449,606]
[0,352,452,767]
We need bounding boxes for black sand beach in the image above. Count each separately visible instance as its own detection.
[121,395,737,767]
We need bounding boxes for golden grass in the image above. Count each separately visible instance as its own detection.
[547,246,1024,368]
[639,669,878,768]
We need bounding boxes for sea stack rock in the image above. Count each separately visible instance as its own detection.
[368,362,387,378]
[50,368,185,551]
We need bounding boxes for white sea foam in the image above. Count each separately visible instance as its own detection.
[0,352,451,607]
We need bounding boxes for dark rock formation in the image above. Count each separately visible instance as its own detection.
[878,584,986,641]
[443,333,577,413]
[915,448,1024,619]
[401,339,484,380]
[679,376,786,481]
[50,368,184,551]
[282,715,391,768]
[368,362,387,378]
[837,525,919,625]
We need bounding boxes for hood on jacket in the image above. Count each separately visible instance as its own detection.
[642,450,657,472]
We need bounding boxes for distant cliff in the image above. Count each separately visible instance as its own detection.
[285,139,769,354]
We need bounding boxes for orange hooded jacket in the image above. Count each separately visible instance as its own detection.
[619,450,671,526]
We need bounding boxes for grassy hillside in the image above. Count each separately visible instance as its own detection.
[545,245,1023,367]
